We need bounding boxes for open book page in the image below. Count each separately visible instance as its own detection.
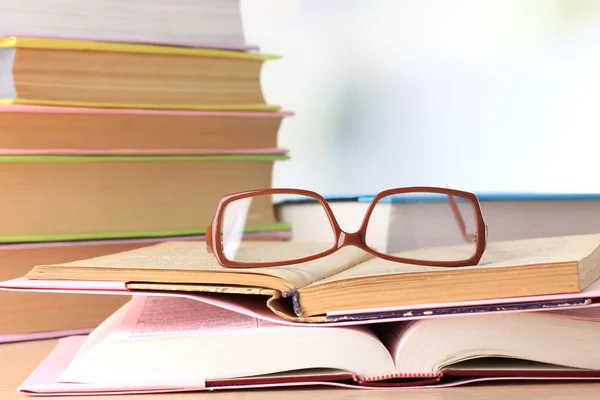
[36,241,372,289]
[307,235,600,286]
[447,358,589,372]
[74,299,134,356]
[59,295,394,384]
[371,322,415,367]
[109,296,287,341]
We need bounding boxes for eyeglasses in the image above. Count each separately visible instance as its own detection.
[206,186,487,268]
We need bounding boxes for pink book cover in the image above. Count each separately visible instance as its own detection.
[0,329,93,345]
[0,106,294,156]
[0,105,294,117]
[18,336,600,395]
[0,149,290,156]
[2,277,600,327]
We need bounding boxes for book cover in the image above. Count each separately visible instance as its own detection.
[2,275,599,327]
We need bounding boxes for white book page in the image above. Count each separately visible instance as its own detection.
[61,296,395,384]
[48,241,371,288]
[110,296,283,341]
[310,235,600,285]
[372,321,416,364]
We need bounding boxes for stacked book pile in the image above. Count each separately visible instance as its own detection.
[3,234,600,393]
[0,0,291,342]
[4,1,600,396]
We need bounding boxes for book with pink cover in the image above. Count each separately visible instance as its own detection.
[2,276,600,326]
[16,296,600,395]
[20,337,600,395]
[0,329,93,345]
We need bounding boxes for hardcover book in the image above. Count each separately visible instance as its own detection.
[277,193,600,252]
[0,37,279,110]
[0,106,292,155]
[0,155,288,243]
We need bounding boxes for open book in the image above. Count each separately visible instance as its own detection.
[24,234,600,319]
[22,295,600,394]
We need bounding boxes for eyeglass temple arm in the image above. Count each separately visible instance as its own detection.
[447,195,478,243]
[206,223,214,254]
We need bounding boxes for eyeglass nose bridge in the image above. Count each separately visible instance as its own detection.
[336,230,364,249]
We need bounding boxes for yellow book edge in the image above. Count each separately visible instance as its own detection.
[0,36,280,61]
[0,99,281,112]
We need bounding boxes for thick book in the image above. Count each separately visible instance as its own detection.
[0,241,136,337]
[277,193,600,252]
[0,106,292,155]
[0,37,279,110]
[0,0,252,49]
[0,155,288,243]
[22,234,600,318]
[17,296,600,394]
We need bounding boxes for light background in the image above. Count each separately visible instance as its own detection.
[242,0,600,195]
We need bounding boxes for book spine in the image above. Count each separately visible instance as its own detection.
[282,288,303,316]
[352,373,442,388]
[360,372,439,381]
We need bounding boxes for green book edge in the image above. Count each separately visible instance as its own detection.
[0,155,290,163]
[0,222,291,244]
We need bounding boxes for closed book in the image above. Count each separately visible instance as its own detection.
[277,193,600,251]
[0,37,279,110]
[0,154,288,243]
[0,106,291,155]
[0,0,252,49]
[0,241,139,337]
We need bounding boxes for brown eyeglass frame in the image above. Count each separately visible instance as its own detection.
[206,186,487,268]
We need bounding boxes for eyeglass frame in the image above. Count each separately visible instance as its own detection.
[206,186,487,268]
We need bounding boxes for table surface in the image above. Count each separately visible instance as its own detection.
[2,339,600,400]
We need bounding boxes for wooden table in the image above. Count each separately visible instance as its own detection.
[2,339,600,400]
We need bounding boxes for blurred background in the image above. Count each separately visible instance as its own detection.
[242,0,600,195]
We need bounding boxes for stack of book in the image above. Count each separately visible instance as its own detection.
[2,233,600,393]
[0,0,291,342]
